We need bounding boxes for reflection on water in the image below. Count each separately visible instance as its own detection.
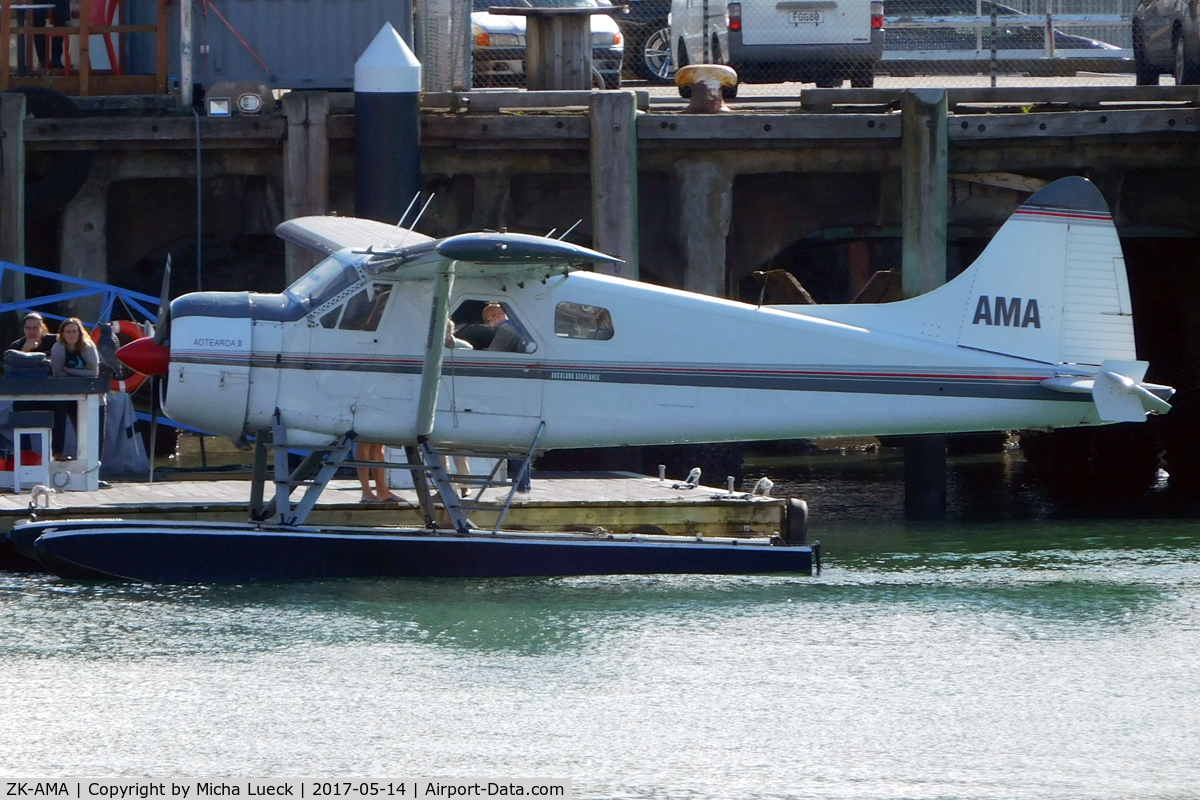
[746,446,1195,524]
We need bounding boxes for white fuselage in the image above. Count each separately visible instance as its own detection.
[163,270,1097,449]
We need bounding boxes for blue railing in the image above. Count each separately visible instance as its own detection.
[0,260,160,325]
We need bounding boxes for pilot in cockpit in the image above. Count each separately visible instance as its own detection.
[481,302,528,353]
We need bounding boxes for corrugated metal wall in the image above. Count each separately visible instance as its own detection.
[132,0,414,90]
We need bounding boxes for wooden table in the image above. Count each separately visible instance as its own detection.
[489,6,612,90]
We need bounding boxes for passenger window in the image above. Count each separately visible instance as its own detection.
[555,302,613,340]
[320,307,341,329]
[450,299,537,354]
[339,284,393,331]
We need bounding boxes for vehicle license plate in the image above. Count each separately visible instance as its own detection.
[789,10,821,24]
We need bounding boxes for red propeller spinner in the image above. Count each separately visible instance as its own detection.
[117,336,170,376]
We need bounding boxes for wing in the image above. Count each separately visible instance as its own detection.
[365,231,624,281]
[275,216,434,256]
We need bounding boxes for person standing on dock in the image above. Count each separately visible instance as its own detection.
[32,0,71,70]
[356,441,399,504]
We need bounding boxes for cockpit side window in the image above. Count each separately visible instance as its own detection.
[450,299,537,354]
[339,283,393,331]
[554,302,614,340]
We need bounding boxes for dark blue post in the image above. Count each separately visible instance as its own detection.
[355,23,422,224]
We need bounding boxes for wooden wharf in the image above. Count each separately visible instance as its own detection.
[0,472,788,543]
[1,85,1198,511]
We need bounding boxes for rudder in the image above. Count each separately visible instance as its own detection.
[956,177,1136,366]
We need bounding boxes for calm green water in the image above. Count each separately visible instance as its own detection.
[2,514,1198,799]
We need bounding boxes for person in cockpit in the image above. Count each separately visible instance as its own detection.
[445,318,473,352]
[482,302,528,353]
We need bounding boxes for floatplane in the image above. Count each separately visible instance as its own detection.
[15,177,1174,581]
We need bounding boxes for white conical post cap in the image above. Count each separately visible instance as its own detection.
[355,23,422,94]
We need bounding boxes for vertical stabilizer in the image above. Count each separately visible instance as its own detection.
[955,177,1136,365]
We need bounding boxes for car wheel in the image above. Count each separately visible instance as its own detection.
[814,68,842,88]
[850,63,875,88]
[637,26,674,83]
[676,41,691,98]
[1174,34,1200,85]
[1133,24,1158,85]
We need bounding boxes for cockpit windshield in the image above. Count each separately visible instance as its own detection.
[284,254,361,311]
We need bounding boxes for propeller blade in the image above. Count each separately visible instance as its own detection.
[153,255,172,346]
[148,375,159,485]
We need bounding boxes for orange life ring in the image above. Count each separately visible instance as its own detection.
[92,320,149,393]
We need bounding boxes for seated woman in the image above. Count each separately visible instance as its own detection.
[49,318,104,459]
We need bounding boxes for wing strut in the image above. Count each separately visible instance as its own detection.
[415,261,455,437]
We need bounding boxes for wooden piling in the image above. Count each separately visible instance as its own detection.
[283,91,330,285]
[674,159,733,298]
[900,89,949,521]
[901,89,948,300]
[589,90,639,279]
[0,91,25,302]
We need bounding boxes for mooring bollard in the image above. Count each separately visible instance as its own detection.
[355,23,422,225]
[675,64,737,114]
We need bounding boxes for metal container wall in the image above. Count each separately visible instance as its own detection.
[131,0,414,90]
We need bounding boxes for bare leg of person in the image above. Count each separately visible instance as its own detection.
[357,442,376,502]
[373,445,398,502]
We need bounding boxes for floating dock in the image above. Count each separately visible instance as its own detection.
[0,472,794,572]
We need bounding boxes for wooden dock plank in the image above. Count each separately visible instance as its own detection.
[0,475,787,538]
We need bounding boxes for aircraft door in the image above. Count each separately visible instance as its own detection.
[277,280,398,438]
[440,298,545,446]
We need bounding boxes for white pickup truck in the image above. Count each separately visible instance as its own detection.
[669,0,884,90]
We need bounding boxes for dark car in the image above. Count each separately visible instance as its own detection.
[614,0,674,83]
[884,0,1124,75]
[1132,0,1200,84]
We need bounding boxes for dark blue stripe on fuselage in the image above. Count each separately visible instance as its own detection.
[171,351,1078,402]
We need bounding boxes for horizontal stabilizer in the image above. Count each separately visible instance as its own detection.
[1041,360,1174,422]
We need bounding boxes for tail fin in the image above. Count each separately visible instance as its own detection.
[788,177,1172,420]
[954,176,1135,366]
[793,177,1137,368]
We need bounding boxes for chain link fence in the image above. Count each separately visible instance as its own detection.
[452,0,1199,94]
